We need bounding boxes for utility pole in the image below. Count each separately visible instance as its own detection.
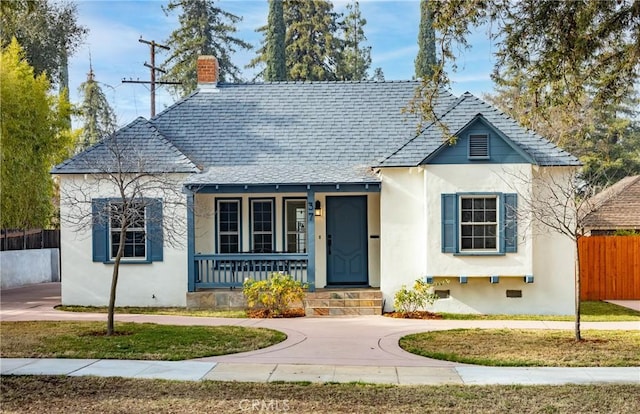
[122,38,181,118]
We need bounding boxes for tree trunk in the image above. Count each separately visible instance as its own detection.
[574,237,582,341]
[107,228,126,336]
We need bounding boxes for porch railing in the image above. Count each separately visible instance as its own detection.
[194,253,308,289]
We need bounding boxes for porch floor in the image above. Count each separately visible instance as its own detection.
[186,288,383,316]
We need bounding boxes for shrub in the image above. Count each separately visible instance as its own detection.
[394,278,448,313]
[243,273,308,316]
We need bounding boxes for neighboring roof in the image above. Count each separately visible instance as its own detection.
[55,81,580,185]
[582,175,640,230]
[380,92,581,167]
[52,117,199,174]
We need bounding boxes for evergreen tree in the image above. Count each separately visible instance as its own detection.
[264,0,286,81]
[414,0,436,79]
[0,0,87,94]
[370,67,385,82]
[162,0,251,97]
[285,0,342,81]
[336,1,371,81]
[248,0,343,81]
[411,0,639,129]
[1,39,73,229]
[76,63,118,152]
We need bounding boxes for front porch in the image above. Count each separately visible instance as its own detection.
[184,182,382,292]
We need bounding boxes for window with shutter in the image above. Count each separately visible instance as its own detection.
[92,198,163,263]
[441,193,517,255]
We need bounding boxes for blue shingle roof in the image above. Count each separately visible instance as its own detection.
[52,117,199,174]
[380,92,581,167]
[54,83,580,183]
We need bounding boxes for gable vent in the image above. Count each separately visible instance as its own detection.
[469,134,489,159]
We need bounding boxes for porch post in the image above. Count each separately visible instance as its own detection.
[306,189,316,292]
[186,189,196,292]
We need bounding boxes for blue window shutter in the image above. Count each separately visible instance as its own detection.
[147,199,164,261]
[441,194,457,253]
[92,199,108,262]
[503,193,517,253]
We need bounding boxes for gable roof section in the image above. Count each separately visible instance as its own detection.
[582,175,640,230]
[379,92,581,167]
[52,117,199,174]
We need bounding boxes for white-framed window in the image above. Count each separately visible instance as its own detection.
[441,193,517,254]
[250,199,274,253]
[285,199,306,253]
[109,201,146,259]
[217,199,241,253]
[459,196,497,251]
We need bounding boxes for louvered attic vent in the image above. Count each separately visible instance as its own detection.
[468,134,489,159]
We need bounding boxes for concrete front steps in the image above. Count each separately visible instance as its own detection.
[186,288,383,316]
[305,289,383,316]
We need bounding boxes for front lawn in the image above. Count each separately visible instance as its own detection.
[400,329,640,367]
[437,301,640,321]
[0,321,285,361]
[2,377,639,414]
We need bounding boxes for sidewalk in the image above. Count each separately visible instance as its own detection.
[1,283,639,385]
[2,358,638,385]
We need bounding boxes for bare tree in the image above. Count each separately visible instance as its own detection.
[506,167,614,341]
[57,123,197,335]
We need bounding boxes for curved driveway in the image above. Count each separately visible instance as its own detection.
[2,282,638,368]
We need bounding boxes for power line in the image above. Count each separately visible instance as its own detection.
[122,37,181,118]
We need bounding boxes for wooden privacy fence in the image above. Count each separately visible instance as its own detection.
[579,236,640,300]
[0,229,60,251]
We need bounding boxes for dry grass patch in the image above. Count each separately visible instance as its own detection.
[400,329,640,367]
[56,305,247,318]
[0,321,285,360]
[1,377,639,414]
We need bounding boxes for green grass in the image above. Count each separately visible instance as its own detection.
[58,301,640,321]
[400,329,640,367]
[2,377,639,414]
[55,305,247,318]
[438,301,640,321]
[0,321,285,361]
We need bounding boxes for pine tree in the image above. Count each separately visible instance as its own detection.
[264,0,286,81]
[248,0,343,81]
[285,0,342,81]
[414,0,436,79]
[162,0,251,97]
[336,1,371,81]
[0,0,86,93]
[76,63,117,152]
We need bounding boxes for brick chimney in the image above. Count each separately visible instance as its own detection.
[197,55,218,90]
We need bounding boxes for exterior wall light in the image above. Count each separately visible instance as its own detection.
[315,200,322,217]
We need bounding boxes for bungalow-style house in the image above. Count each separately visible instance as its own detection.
[582,175,640,235]
[53,56,580,315]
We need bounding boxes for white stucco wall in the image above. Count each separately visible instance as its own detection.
[58,174,189,307]
[379,164,576,315]
[0,249,60,289]
[379,167,427,306]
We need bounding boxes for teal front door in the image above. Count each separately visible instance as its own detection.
[326,196,368,286]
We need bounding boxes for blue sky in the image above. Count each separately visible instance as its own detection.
[69,0,498,127]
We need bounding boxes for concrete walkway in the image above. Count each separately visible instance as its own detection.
[1,283,639,385]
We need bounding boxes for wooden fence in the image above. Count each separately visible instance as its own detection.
[0,229,60,251]
[579,236,640,300]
